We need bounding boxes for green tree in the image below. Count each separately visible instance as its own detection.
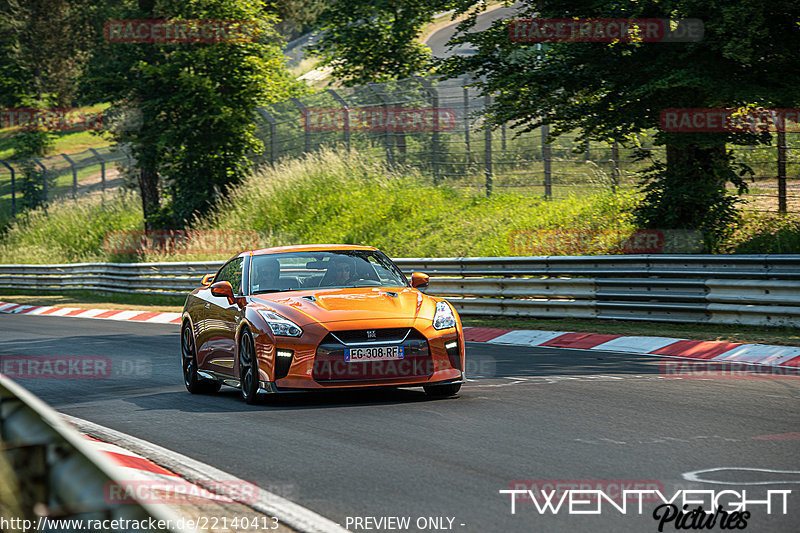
[312,0,451,86]
[84,0,307,228]
[444,0,800,248]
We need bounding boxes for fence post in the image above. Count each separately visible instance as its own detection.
[61,154,77,200]
[463,87,471,155]
[542,124,552,199]
[33,158,47,211]
[484,94,493,197]
[611,140,620,194]
[415,76,440,185]
[777,129,787,214]
[0,160,15,217]
[256,108,278,165]
[88,147,105,193]
[290,98,311,155]
[326,89,350,153]
[369,83,394,167]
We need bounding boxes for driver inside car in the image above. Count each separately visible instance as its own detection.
[251,257,280,292]
[321,255,355,287]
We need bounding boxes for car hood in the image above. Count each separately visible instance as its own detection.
[251,286,426,325]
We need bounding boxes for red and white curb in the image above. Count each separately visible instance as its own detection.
[464,328,800,368]
[81,434,235,505]
[0,301,182,324]
[3,300,798,368]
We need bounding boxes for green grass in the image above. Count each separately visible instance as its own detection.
[0,148,797,264]
[200,148,639,258]
[0,190,143,264]
[0,103,113,159]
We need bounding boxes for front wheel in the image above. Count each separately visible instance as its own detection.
[423,383,461,398]
[239,329,260,404]
[182,324,220,394]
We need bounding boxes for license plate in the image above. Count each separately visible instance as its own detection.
[344,346,404,362]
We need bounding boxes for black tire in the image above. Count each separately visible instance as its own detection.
[423,383,461,398]
[182,323,220,394]
[239,329,260,404]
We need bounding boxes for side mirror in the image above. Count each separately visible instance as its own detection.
[410,272,430,289]
[200,273,215,287]
[210,281,234,303]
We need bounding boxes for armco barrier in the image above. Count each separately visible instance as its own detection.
[0,255,798,326]
[0,375,183,531]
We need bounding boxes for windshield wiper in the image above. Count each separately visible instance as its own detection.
[251,288,296,294]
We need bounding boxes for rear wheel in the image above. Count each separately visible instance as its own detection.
[239,329,260,404]
[423,383,461,398]
[182,324,220,394]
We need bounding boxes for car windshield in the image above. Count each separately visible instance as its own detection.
[249,250,408,293]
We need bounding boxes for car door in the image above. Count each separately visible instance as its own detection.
[197,256,244,376]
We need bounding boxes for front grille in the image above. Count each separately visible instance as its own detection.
[329,328,410,345]
[313,329,432,382]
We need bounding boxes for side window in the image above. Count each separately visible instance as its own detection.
[215,258,244,295]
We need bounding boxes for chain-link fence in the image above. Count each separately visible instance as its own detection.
[0,145,133,220]
[252,74,800,214]
[2,75,797,221]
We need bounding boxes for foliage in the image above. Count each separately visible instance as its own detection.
[83,0,309,229]
[311,0,450,86]
[443,0,800,246]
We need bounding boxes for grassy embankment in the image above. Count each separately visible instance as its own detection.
[0,149,798,345]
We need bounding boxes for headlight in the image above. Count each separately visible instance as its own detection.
[433,301,456,330]
[257,309,303,337]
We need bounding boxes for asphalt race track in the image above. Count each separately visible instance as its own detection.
[1,314,798,533]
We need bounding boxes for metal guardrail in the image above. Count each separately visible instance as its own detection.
[0,375,183,531]
[0,255,798,326]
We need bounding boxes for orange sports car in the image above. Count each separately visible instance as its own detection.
[180,244,465,403]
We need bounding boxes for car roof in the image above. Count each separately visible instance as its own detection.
[244,244,378,257]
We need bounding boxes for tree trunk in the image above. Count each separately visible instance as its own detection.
[138,154,160,231]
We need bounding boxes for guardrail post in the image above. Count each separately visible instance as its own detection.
[0,160,15,217]
[256,108,278,165]
[484,94,493,198]
[61,153,78,200]
[88,147,106,194]
[542,124,552,199]
[777,129,786,214]
[326,88,351,153]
